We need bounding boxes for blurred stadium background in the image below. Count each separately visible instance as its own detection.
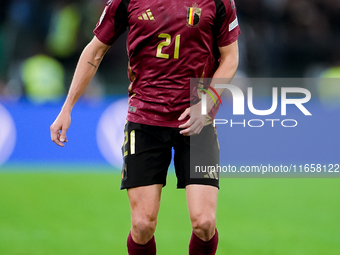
[0,0,340,254]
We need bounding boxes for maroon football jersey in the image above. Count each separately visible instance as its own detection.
[94,0,240,127]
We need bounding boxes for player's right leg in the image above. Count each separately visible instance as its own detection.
[126,184,162,255]
[120,121,173,255]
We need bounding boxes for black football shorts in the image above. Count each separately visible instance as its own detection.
[120,121,219,189]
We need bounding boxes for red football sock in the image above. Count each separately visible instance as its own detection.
[189,229,218,255]
[127,232,156,255]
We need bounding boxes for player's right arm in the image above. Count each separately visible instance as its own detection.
[50,36,110,147]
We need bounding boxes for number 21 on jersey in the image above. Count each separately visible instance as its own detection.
[156,34,181,59]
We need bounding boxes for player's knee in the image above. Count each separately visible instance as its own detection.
[131,215,157,243]
[191,214,216,241]
[133,217,157,233]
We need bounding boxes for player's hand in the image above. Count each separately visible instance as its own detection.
[50,111,71,147]
[178,102,205,136]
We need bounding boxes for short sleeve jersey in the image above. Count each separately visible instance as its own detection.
[94,0,240,127]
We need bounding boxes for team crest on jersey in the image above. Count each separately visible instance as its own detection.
[187,4,201,26]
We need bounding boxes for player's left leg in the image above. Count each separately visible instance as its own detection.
[186,184,219,255]
[174,123,220,254]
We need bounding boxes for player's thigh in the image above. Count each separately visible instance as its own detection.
[121,121,172,189]
[174,124,219,188]
[128,184,163,223]
[186,184,218,224]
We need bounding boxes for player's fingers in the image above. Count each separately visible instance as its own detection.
[188,121,199,135]
[52,134,65,147]
[191,124,203,136]
[178,108,190,120]
[50,124,59,141]
[50,125,65,147]
[180,127,190,136]
[179,119,190,129]
[188,119,203,136]
[180,118,194,135]
[180,116,203,135]
[60,127,68,143]
[55,140,65,147]
[59,133,68,143]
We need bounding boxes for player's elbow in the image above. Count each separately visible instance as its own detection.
[91,46,107,63]
[229,54,239,72]
[84,37,110,63]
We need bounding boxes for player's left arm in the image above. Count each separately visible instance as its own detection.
[204,40,239,112]
[179,40,239,136]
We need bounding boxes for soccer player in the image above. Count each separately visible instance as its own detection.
[50,0,240,254]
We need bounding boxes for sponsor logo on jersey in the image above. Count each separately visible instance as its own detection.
[229,17,238,32]
[138,9,155,20]
[187,4,201,26]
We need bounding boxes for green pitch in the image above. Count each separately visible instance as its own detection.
[0,168,340,255]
